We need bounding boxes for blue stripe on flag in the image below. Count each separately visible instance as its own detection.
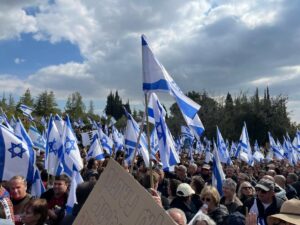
[0,128,5,180]
[143,79,169,91]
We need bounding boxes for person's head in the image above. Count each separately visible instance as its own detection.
[222,178,237,199]
[266,169,277,177]
[142,171,160,190]
[238,181,255,199]
[237,173,250,185]
[166,208,187,225]
[168,179,182,198]
[87,158,98,170]
[191,176,205,195]
[201,164,210,176]
[153,167,165,183]
[274,175,286,189]
[225,166,235,178]
[176,183,195,201]
[255,178,275,204]
[188,163,198,176]
[87,172,99,183]
[22,199,48,225]
[286,173,298,185]
[9,176,27,200]
[53,175,70,197]
[267,199,300,225]
[200,185,220,212]
[176,165,187,180]
[76,181,96,206]
[192,211,216,225]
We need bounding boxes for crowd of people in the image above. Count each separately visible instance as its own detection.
[0,148,300,225]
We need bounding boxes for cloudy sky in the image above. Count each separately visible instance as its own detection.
[1,0,300,122]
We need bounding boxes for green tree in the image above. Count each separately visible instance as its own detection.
[88,100,95,115]
[18,88,34,107]
[34,91,60,117]
[105,91,130,120]
[65,92,86,120]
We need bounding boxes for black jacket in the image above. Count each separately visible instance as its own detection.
[170,197,197,223]
[208,204,229,225]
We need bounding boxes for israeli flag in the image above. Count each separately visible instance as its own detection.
[142,35,204,134]
[216,126,232,165]
[284,135,296,165]
[15,119,34,150]
[61,115,83,177]
[66,167,83,215]
[45,115,63,176]
[9,116,17,129]
[41,116,47,128]
[28,126,46,151]
[268,132,283,160]
[124,109,150,166]
[212,141,226,196]
[229,142,237,157]
[30,167,45,197]
[19,104,34,121]
[0,125,35,182]
[253,140,264,163]
[54,114,64,137]
[236,123,253,166]
[86,134,105,161]
[204,138,213,163]
[150,129,159,160]
[0,114,14,133]
[112,126,124,152]
[149,93,180,171]
[97,127,113,155]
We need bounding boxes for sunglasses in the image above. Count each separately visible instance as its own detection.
[242,187,252,190]
[201,197,211,202]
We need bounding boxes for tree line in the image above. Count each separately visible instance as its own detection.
[0,87,299,145]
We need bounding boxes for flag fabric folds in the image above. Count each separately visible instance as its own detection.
[216,126,232,165]
[30,167,45,197]
[86,135,105,161]
[19,104,34,121]
[66,167,83,214]
[212,141,226,196]
[97,127,113,155]
[148,93,180,171]
[0,125,35,182]
[28,126,46,151]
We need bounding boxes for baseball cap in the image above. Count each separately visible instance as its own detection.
[176,183,195,197]
[202,164,210,170]
[255,178,275,192]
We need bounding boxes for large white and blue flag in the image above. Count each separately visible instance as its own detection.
[142,35,204,136]
[236,123,253,166]
[61,115,83,177]
[19,104,34,121]
[66,167,83,215]
[86,134,105,161]
[253,140,264,163]
[111,126,124,152]
[216,126,232,165]
[212,141,226,196]
[45,115,63,176]
[54,114,64,137]
[268,132,284,160]
[149,93,180,171]
[30,167,45,197]
[124,109,150,167]
[97,127,113,155]
[15,119,34,150]
[0,125,35,182]
[28,126,46,151]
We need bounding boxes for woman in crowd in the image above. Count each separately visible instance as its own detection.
[21,199,48,225]
[200,186,228,225]
[237,181,255,204]
[191,211,216,225]
[220,178,243,214]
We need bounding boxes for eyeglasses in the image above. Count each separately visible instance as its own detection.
[242,187,252,190]
[201,197,211,202]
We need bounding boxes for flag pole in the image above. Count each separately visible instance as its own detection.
[129,111,146,174]
[144,93,153,188]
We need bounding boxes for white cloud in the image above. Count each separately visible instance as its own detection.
[14,58,25,64]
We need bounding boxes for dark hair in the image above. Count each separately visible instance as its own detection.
[141,172,160,189]
[169,179,182,197]
[191,176,205,194]
[24,199,48,225]
[87,158,97,170]
[54,174,70,184]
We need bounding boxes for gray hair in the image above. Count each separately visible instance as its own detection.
[222,178,237,192]
[192,211,216,225]
[166,208,187,225]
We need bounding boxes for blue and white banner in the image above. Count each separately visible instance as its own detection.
[86,134,105,161]
[19,104,34,121]
[66,167,83,215]
[212,141,226,196]
[28,126,46,151]
[216,126,232,165]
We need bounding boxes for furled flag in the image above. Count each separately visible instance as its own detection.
[86,134,105,161]
[28,126,46,151]
[212,141,226,196]
[236,123,253,166]
[141,35,204,138]
[111,126,124,152]
[45,115,63,176]
[61,115,83,177]
[19,104,34,121]
[97,127,113,155]
[30,167,45,197]
[253,140,264,163]
[124,108,149,167]
[204,138,213,163]
[0,125,35,182]
[148,93,180,171]
[216,126,232,165]
[150,128,159,160]
[66,167,83,215]
[268,132,284,160]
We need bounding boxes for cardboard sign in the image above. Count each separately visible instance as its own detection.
[73,159,176,225]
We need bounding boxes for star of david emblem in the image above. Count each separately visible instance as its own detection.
[65,136,76,154]
[8,143,27,158]
[37,136,45,145]
[48,139,58,155]
[155,119,166,145]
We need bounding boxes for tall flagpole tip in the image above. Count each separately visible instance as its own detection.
[141,34,147,46]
